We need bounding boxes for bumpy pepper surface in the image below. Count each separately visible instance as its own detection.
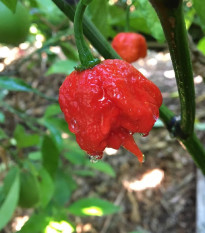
[112,32,147,63]
[59,59,162,162]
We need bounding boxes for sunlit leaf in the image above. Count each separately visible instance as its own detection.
[193,0,205,31]
[136,0,165,42]
[197,37,205,55]
[45,220,75,233]
[87,0,109,37]
[46,60,77,76]
[68,198,121,216]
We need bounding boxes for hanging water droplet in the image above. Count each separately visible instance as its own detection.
[139,132,148,137]
[88,155,102,163]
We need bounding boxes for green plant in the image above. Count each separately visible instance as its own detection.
[0,0,205,232]
[0,1,30,45]
[52,0,205,174]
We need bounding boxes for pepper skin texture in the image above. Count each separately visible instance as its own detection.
[59,59,162,162]
[112,32,147,63]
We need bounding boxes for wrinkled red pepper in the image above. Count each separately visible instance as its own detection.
[112,32,147,63]
[59,59,162,162]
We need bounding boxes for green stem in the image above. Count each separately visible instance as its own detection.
[53,0,205,174]
[125,4,131,32]
[74,0,100,70]
[52,0,121,60]
[160,105,205,175]
[149,0,195,139]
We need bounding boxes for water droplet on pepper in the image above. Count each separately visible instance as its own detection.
[88,154,102,163]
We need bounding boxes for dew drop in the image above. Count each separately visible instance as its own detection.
[70,118,79,133]
[88,155,102,163]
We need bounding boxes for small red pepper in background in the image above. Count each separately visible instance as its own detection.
[112,32,147,63]
[59,59,162,162]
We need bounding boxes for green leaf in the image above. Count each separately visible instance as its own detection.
[44,104,62,118]
[44,118,69,134]
[0,77,56,101]
[0,77,36,92]
[38,168,54,207]
[14,124,40,148]
[53,171,76,205]
[184,6,196,30]
[108,5,150,36]
[68,197,121,216]
[136,0,165,42]
[197,37,205,55]
[35,0,66,25]
[40,119,63,151]
[0,0,17,13]
[18,212,50,233]
[0,166,20,230]
[193,0,205,31]
[46,60,77,76]
[87,0,110,37]
[74,170,95,177]
[85,160,116,177]
[1,166,18,198]
[60,42,79,61]
[28,151,42,161]
[63,140,86,165]
[45,220,75,233]
[42,135,59,177]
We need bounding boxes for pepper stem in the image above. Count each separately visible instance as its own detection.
[125,4,131,32]
[149,0,195,139]
[74,0,100,71]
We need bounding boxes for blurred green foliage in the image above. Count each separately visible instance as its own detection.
[0,0,205,232]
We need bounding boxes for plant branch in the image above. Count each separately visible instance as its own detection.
[149,0,195,139]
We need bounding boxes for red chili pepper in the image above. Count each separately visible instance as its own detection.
[112,32,147,63]
[59,59,162,162]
